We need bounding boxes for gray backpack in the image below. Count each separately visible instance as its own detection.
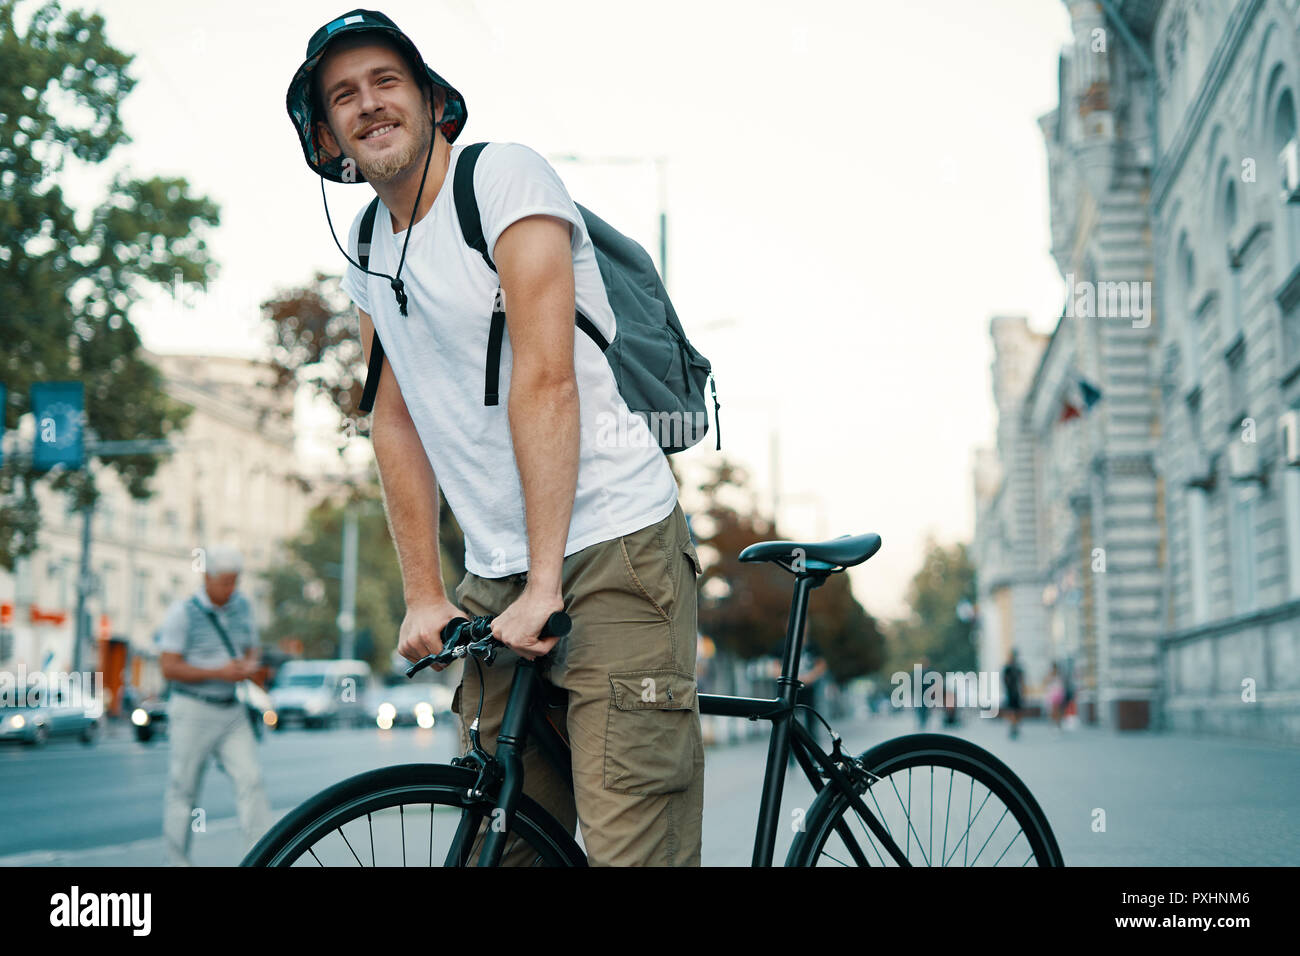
[356,141,720,454]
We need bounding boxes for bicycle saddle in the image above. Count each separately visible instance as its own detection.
[739,533,882,570]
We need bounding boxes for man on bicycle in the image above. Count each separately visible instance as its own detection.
[286,9,705,865]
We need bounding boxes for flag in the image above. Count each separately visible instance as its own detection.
[1058,401,1082,423]
[1079,377,1103,410]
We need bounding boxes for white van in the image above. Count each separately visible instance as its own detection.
[270,659,372,730]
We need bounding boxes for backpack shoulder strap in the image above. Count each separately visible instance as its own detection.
[357,197,385,414]
[453,143,604,406]
[190,596,238,659]
[453,142,508,404]
[454,142,495,272]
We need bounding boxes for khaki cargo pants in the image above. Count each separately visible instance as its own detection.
[451,500,705,866]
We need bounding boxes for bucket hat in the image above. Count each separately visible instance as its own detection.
[286,8,467,184]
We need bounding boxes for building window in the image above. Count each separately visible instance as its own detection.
[1232,494,1258,614]
[1225,337,1246,431]
[1185,395,1210,624]
[1177,233,1200,387]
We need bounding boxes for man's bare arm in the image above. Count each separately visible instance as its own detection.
[497,215,579,599]
[160,652,249,684]
[361,309,467,667]
[362,307,445,607]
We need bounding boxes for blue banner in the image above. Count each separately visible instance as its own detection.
[31,382,85,472]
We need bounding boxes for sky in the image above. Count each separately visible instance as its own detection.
[32,0,1075,619]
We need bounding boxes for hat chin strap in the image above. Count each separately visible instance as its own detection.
[318,100,440,318]
[387,102,440,316]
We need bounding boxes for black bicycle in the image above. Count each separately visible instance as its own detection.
[242,533,1064,867]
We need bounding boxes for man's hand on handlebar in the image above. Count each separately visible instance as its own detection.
[491,587,566,661]
[398,599,469,672]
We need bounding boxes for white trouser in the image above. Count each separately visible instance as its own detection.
[162,692,273,865]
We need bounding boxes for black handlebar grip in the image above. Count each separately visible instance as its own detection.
[441,616,471,647]
[543,611,572,639]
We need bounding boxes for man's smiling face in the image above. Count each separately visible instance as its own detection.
[314,36,442,184]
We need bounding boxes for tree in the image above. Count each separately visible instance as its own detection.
[884,537,977,676]
[264,484,466,668]
[692,458,883,681]
[262,273,370,434]
[0,0,220,568]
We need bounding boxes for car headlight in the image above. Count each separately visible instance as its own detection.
[9,715,25,730]
[131,708,149,727]
[263,710,277,726]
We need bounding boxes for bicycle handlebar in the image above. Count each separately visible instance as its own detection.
[403,610,571,678]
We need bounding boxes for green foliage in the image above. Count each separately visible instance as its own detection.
[884,537,977,675]
[0,0,220,568]
[264,486,466,670]
[692,458,884,681]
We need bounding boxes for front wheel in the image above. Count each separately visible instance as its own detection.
[241,763,586,867]
[788,733,1064,867]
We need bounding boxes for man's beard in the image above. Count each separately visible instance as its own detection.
[354,107,433,184]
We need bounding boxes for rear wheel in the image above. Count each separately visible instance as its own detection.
[241,763,586,867]
[788,734,1064,867]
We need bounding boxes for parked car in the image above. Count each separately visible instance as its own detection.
[270,659,372,729]
[0,684,103,747]
[368,681,452,730]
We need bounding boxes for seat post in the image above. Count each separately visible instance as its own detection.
[752,570,825,866]
[777,573,818,701]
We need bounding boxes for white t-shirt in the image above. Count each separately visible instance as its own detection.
[340,141,678,579]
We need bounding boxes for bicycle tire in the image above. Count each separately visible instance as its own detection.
[241,763,587,867]
[787,733,1064,867]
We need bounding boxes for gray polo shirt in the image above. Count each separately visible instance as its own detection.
[158,588,258,703]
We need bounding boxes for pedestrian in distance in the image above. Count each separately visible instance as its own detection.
[1002,648,1024,740]
[158,545,272,865]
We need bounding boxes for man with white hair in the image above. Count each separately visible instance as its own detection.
[158,544,272,865]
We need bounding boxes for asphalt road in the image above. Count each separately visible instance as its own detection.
[2,706,1297,866]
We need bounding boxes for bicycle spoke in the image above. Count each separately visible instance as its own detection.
[944,786,994,867]
[886,771,931,866]
[367,813,375,867]
[991,825,1027,867]
[337,826,364,866]
[307,847,324,867]
[400,805,406,867]
[968,806,1010,866]
[942,768,954,864]
[965,774,974,865]
[842,803,887,867]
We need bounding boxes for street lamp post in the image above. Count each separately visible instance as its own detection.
[548,153,669,286]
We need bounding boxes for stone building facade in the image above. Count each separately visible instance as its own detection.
[0,353,314,698]
[976,0,1300,742]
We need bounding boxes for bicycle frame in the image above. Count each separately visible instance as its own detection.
[449,567,911,867]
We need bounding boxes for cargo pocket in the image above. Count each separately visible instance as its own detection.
[681,540,702,579]
[604,669,699,795]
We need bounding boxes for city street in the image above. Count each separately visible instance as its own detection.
[2,707,1296,866]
